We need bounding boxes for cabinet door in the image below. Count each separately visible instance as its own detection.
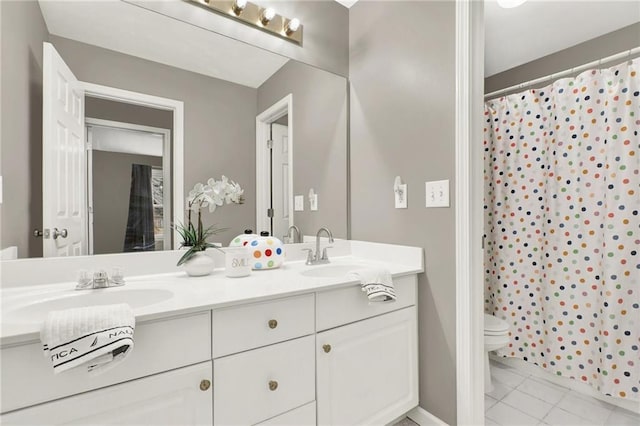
[1,362,212,426]
[317,307,418,426]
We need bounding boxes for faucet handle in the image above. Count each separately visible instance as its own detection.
[302,248,315,265]
[110,267,125,286]
[75,269,92,290]
[321,246,333,261]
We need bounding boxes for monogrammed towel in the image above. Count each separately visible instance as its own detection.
[41,304,135,375]
[346,267,397,303]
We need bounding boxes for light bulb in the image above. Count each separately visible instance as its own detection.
[260,7,276,25]
[232,0,247,15]
[285,18,300,35]
[497,0,527,8]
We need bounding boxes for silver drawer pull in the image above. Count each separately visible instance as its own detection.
[268,380,278,391]
[268,319,278,329]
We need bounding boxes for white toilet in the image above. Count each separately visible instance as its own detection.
[484,314,510,392]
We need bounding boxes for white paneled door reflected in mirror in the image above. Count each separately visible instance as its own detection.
[1,0,348,259]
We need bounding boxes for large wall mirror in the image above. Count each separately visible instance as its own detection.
[0,0,348,259]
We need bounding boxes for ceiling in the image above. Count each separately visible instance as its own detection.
[337,0,638,77]
[40,1,638,84]
[484,0,639,76]
[38,1,289,88]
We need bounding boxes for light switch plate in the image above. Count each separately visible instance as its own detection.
[310,194,318,211]
[425,180,449,208]
[394,184,407,208]
[294,195,304,211]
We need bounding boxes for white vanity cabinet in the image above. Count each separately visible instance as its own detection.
[315,275,419,426]
[316,307,418,425]
[1,362,213,425]
[211,294,316,425]
[1,271,420,426]
[0,311,212,414]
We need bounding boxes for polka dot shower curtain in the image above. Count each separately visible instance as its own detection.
[483,57,639,400]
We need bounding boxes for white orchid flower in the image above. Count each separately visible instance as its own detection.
[186,176,244,214]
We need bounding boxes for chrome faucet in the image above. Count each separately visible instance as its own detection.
[304,227,334,265]
[76,269,125,290]
[286,225,302,244]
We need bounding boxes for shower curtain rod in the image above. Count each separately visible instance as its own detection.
[484,46,640,100]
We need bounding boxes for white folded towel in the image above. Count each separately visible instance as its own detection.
[41,303,135,375]
[346,267,396,303]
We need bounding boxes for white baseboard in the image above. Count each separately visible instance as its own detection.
[406,406,448,426]
[490,354,640,414]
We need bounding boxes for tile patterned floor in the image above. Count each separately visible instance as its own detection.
[485,360,640,426]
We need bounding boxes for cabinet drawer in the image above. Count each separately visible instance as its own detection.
[316,274,417,331]
[213,335,315,425]
[1,361,213,425]
[0,311,211,413]
[257,401,316,426]
[212,294,314,358]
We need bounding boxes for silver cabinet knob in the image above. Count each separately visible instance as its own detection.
[52,228,68,239]
[268,380,278,391]
[33,229,44,238]
[268,319,278,329]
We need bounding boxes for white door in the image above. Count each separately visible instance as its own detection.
[316,307,419,425]
[0,362,213,425]
[42,42,87,257]
[271,123,290,239]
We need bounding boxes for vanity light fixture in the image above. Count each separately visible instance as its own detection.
[189,0,303,45]
[259,7,276,25]
[231,0,247,16]
[284,18,300,35]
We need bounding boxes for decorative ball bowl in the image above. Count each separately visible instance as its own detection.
[247,236,285,270]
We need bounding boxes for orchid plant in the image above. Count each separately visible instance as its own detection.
[176,176,244,266]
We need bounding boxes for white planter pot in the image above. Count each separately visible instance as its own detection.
[184,251,215,277]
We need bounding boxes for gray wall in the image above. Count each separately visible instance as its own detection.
[92,151,162,255]
[485,22,640,93]
[86,97,174,132]
[0,0,48,258]
[128,0,350,77]
[349,2,457,424]
[258,60,348,239]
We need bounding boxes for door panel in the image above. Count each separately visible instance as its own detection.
[271,122,290,239]
[316,307,418,425]
[43,42,87,257]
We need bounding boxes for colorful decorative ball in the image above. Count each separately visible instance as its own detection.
[229,229,258,248]
[247,235,285,270]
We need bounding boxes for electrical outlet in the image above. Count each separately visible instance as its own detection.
[294,195,304,211]
[310,194,318,211]
[425,180,449,208]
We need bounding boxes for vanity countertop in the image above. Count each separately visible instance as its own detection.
[0,251,423,347]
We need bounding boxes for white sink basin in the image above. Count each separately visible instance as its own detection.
[3,288,173,323]
[299,264,365,278]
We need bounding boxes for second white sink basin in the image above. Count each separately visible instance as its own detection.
[3,288,173,324]
[299,264,365,278]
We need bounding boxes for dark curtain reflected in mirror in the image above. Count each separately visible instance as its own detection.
[123,164,155,252]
